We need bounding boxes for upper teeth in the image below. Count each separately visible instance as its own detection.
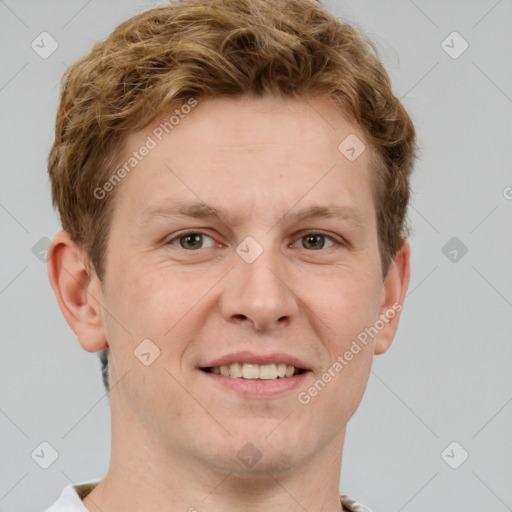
[210,363,298,379]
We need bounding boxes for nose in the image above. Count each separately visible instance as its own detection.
[220,243,298,331]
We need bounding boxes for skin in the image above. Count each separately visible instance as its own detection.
[48,94,410,512]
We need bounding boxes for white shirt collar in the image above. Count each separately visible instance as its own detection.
[45,481,373,512]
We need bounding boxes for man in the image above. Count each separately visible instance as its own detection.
[45,0,416,510]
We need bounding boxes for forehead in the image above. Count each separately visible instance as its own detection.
[113,95,375,225]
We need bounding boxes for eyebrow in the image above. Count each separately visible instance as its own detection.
[139,201,366,229]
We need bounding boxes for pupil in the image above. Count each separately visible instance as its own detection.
[182,234,202,249]
[304,234,324,249]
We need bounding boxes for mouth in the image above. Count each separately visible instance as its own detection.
[198,352,311,398]
[200,363,307,380]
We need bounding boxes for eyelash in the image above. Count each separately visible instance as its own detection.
[165,230,345,252]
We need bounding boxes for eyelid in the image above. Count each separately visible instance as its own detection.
[166,230,218,249]
[291,230,344,249]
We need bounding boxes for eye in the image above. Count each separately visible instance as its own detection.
[165,230,343,252]
[167,231,216,250]
[292,232,339,250]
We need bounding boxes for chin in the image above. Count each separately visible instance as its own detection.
[203,422,310,476]
[209,448,303,478]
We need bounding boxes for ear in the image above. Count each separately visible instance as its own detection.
[373,239,411,355]
[47,230,108,353]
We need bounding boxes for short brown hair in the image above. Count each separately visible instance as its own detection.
[48,0,417,393]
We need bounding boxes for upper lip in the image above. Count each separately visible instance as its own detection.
[201,351,310,370]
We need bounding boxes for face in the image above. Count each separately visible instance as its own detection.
[97,95,393,475]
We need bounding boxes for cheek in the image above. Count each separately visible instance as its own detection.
[105,257,196,335]
[103,264,218,399]
[102,269,203,436]
[308,266,382,341]
[302,267,380,400]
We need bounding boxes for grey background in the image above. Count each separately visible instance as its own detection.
[1,0,511,510]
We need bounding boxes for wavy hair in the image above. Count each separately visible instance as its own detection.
[48,0,417,393]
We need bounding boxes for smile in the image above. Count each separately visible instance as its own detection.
[201,363,306,380]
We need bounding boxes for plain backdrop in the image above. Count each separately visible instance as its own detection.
[1,1,511,510]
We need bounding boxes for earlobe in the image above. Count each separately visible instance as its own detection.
[47,231,108,353]
[374,239,411,355]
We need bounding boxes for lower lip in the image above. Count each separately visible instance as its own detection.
[199,369,310,398]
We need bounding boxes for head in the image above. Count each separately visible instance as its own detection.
[48,0,415,476]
